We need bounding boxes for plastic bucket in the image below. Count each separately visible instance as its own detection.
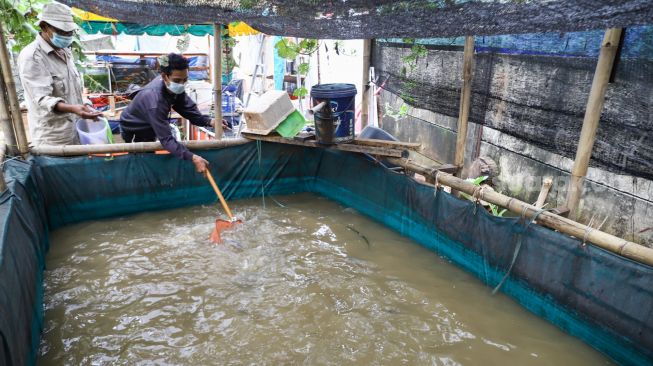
[311,83,357,144]
[76,118,109,145]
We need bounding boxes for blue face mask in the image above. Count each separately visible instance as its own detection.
[51,33,73,48]
[166,81,186,95]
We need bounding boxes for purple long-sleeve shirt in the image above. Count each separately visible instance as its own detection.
[120,77,211,160]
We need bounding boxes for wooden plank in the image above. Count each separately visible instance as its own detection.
[354,138,421,151]
[242,133,407,158]
[566,28,622,220]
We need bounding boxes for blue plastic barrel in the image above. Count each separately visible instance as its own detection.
[311,83,357,144]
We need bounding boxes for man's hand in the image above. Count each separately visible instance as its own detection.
[191,154,210,173]
[74,104,103,120]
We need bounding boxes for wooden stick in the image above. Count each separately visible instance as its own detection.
[566,28,622,220]
[30,138,249,156]
[0,23,28,156]
[108,95,116,116]
[205,170,235,219]
[212,23,224,139]
[535,177,553,209]
[360,39,372,128]
[453,35,474,176]
[389,157,653,267]
[354,138,420,151]
[242,133,407,158]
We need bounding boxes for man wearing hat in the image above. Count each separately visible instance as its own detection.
[18,2,101,146]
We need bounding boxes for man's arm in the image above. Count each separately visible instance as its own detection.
[19,53,100,119]
[147,104,209,172]
[174,94,213,127]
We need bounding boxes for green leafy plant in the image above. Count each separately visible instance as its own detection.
[461,175,507,217]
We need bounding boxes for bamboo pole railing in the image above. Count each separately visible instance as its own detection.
[388,157,653,268]
[0,23,28,156]
[30,138,249,156]
[566,28,623,220]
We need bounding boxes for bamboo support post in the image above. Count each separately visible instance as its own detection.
[388,157,653,267]
[212,23,224,139]
[0,144,6,192]
[108,95,116,116]
[360,39,372,129]
[535,177,553,209]
[566,28,622,220]
[453,35,474,177]
[30,138,249,156]
[0,77,18,155]
[0,23,28,156]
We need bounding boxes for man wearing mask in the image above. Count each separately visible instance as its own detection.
[119,53,216,173]
[18,2,101,146]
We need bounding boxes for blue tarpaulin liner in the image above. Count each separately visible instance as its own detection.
[0,142,651,365]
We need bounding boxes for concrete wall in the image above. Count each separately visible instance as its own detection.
[373,33,653,247]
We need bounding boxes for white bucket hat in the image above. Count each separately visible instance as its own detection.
[37,2,78,33]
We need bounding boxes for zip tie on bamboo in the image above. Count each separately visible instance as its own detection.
[30,138,250,156]
[387,157,653,268]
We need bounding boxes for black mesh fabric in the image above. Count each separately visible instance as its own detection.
[64,0,653,39]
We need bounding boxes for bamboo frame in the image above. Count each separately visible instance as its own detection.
[0,23,28,156]
[566,28,623,220]
[212,23,224,139]
[30,138,249,156]
[389,157,653,267]
[453,35,474,176]
[360,39,372,128]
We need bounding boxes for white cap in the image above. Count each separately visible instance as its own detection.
[37,2,78,33]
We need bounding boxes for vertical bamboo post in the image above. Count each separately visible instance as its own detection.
[454,36,474,177]
[207,34,212,81]
[0,144,6,192]
[0,76,18,155]
[566,28,622,220]
[212,23,224,139]
[0,23,28,156]
[360,39,372,129]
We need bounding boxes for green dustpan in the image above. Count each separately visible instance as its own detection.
[275,110,306,138]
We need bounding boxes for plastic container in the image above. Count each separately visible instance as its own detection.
[310,83,357,144]
[243,90,294,135]
[358,125,399,141]
[76,117,110,145]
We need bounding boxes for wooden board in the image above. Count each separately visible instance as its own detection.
[242,132,408,158]
[353,138,421,151]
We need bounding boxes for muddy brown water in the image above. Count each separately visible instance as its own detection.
[38,193,612,365]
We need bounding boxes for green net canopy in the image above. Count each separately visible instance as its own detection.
[64,0,653,38]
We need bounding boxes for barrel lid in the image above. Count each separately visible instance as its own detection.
[310,83,357,99]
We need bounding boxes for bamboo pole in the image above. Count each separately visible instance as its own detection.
[360,39,372,129]
[30,138,249,156]
[0,23,27,156]
[0,143,6,192]
[566,28,622,220]
[453,36,475,177]
[0,76,18,155]
[388,157,653,267]
[212,23,224,139]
